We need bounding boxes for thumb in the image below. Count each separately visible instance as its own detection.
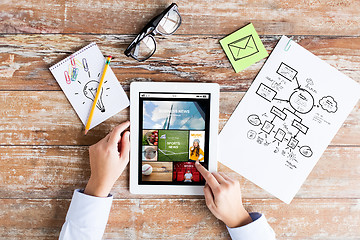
[108,121,130,145]
[119,131,130,162]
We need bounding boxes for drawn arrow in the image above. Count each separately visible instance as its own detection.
[294,76,301,88]
[294,129,300,138]
[273,98,289,103]
[270,115,276,124]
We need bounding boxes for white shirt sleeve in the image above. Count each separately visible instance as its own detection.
[59,189,113,240]
[227,212,276,240]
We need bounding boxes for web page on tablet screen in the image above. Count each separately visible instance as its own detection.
[139,92,210,185]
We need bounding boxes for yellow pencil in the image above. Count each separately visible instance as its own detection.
[84,56,112,135]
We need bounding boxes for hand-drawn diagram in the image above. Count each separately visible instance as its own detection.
[50,42,130,130]
[228,35,259,61]
[247,62,338,169]
[66,57,109,113]
[84,80,105,112]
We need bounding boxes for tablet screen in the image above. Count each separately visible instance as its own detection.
[139,92,210,185]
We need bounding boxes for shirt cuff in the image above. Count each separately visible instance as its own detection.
[227,212,276,240]
[66,189,113,230]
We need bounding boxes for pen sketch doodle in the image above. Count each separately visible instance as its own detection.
[49,42,130,131]
[64,57,110,113]
[83,80,105,112]
[64,58,110,113]
[227,34,259,61]
[247,62,338,169]
[82,58,91,78]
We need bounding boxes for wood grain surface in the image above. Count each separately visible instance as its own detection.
[1,199,359,239]
[1,0,360,36]
[1,0,360,239]
[1,145,359,200]
[0,35,359,91]
[0,91,359,145]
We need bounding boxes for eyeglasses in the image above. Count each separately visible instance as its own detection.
[124,3,182,62]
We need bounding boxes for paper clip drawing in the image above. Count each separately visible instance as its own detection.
[71,68,79,81]
[228,35,259,61]
[70,57,76,66]
[64,71,71,84]
[82,58,91,78]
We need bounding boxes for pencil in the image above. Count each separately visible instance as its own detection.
[84,56,112,135]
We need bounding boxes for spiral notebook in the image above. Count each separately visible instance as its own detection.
[49,42,129,130]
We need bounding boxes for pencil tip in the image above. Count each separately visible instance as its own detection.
[84,129,88,135]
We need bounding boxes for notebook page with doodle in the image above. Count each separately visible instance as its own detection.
[49,43,129,130]
[219,36,360,204]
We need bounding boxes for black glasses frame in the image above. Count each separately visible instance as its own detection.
[124,3,181,62]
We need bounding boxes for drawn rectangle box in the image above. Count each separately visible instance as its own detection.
[270,106,287,120]
[277,62,298,81]
[256,83,277,102]
[274,128,286,142]
[283,108,302,122]
[292,119,308,134]
[287,137,299,149]
[261,120,274,134]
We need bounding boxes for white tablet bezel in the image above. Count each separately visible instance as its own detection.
[130,82,219,195]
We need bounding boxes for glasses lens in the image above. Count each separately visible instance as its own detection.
[130,35,156,61]
[157,8,181,35]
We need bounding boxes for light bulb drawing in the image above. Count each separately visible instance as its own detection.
[83,80,106,112]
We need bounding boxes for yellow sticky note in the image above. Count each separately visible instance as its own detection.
[220,23,268,73]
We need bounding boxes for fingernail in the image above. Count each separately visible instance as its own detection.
[195,160,200,165]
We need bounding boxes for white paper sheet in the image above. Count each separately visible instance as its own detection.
[219,36,360,204]
[49,42,129,129]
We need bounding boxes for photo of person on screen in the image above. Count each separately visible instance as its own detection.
[189,139,204,162]
[184,170,193,182]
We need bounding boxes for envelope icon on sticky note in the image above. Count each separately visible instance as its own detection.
[228,35,259,61]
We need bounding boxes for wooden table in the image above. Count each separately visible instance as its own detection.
[1,1,360,239]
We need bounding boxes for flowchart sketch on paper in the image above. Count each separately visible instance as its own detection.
[49,42,129,129]
[219,36,360,204]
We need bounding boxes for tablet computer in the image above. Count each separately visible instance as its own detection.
[130,82,219,195]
